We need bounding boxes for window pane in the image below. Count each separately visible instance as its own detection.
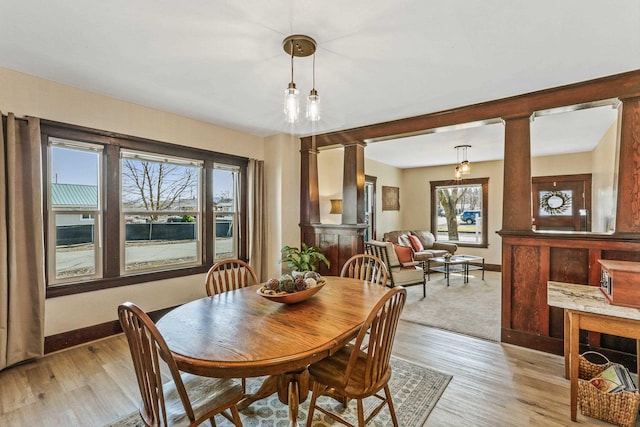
[49,140,102,283]
[214,213,235,260]
[124,214,199,272]
[54,213,96,279]
[213,165,239,259]
[122,156,200,212]
[435,184,483,244]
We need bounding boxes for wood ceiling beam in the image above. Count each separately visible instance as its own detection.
[301,69,640,149]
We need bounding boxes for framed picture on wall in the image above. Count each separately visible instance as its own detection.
[382,186,400,211]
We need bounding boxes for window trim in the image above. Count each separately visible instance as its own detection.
[41,119,249,298]
[430,177,489,248]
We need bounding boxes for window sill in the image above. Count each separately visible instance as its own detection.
[46,265,210,298]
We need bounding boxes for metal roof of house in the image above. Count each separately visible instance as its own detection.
[51,183,98,207]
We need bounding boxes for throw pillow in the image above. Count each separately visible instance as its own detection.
[393,243,414,264]
[397,233,412,247]
[408,234,424,252]
[412,230,435,248]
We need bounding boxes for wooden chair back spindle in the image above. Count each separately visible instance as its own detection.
[340,254,389,286]
[205,259,258,296]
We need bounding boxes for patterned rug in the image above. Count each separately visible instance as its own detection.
[106,357,451,427]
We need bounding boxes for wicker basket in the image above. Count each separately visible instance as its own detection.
[579,351,613,380]
[577,352,640,427]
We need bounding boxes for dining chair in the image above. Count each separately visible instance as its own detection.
[340,254,389,286]
[305,286,407,427]
[118,302,244,427]
[205,259,258,296]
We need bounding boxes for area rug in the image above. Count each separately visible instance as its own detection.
[105,357,451,427]
[400,270,501,341]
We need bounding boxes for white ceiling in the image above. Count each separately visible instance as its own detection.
[1,1,638,168]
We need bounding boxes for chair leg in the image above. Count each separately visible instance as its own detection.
[306,381,321,427]
[384,385,399,427]
[357,399,365,427]
[230,405,242,427]
[209,416,217,427]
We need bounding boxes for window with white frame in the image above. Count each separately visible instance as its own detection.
[121,150,203,273]
[48,138,103,283]
[213,164,240,260]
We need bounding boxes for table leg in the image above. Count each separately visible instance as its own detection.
[238,374,279,410]
[464,261,469,283]
[446,263,450,286]
[569,311,580,422]
[564,309,570,379]
[482,258,485,280]
[277,369,310,427]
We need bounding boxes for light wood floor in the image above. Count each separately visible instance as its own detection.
[0,321,628,426]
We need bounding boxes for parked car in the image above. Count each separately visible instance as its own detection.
[460,210,481,224]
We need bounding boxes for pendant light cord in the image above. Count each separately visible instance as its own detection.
[290,40,294,84]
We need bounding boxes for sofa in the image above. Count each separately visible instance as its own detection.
[383,230,457,261]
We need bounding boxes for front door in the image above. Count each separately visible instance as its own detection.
[532,174,592,231]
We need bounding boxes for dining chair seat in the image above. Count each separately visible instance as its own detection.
[307,344,391,398]
[161,373,243,426]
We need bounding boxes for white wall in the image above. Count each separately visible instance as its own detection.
[0,67,273,336]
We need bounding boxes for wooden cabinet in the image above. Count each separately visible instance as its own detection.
[598,259,640,309]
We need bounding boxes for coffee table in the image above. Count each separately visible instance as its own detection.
[427,254,485,286]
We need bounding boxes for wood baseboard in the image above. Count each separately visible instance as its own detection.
[44,306,176,354]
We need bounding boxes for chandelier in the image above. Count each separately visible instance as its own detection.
[283,34,321,123]
[454,145,471,180]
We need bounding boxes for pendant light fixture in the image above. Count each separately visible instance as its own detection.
[282,35,320,123]
[453,145,471,180]
[306,51,321,121]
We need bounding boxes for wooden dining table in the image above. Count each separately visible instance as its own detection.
[156,276,392,426]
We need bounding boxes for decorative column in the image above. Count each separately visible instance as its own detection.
[502,114,533,231]
[342,141,366,225]
[614,96,640,234]
[300,137,320,225]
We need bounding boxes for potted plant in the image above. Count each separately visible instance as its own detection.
[280,243,330,274]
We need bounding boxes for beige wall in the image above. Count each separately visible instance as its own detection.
[263,133,301,279]
[401,160,505,265]
[365,158,403,239]
[315,151,404,238]
[591,120,619,232]
[0,67,280,336]
[318,148,344,225]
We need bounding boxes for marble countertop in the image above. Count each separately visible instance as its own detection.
[547,281,640,321]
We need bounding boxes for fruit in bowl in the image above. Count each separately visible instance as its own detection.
[258,273,326,304]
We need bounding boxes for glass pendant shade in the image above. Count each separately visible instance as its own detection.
[454,165,462,181]
[460,160,471,175]
[306,89,321,121]
[284,82,299,123]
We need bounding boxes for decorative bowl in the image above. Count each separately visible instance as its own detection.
[257,282,325,304]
